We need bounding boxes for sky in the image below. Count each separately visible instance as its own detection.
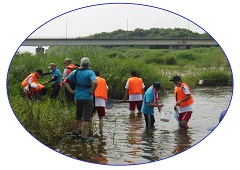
[1,1,240,170]
[19,3,205,53]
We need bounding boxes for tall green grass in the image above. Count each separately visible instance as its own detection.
[8,46,232,148]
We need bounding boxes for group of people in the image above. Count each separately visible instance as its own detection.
[21,56,194,142]
[123,72,194,130]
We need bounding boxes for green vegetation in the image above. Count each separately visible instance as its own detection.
[84,28,209,39]
[8,28,232,148]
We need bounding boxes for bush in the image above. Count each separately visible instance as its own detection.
[198,70,231,86]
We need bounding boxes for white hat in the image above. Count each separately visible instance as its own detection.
[80,57,90,66]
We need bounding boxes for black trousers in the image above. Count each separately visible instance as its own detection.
[51,84,61,99]
[64,81,75,102]
[144,114,155,128]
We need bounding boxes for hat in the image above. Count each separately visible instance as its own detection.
[80,57,90,66]
[48,63,56,68]
[64,58,72,63]
[169,75,181,81]
[153,81,164,91]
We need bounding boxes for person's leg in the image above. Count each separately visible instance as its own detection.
[178,112,192,129]
[143,113,150,127]
[150,115,155,127]
[136,100,143,116]
[64,87,71,101]
[129,101,136,116]
[51,85,61,99]
[89,107,96,134]
[73,100,83,134]
[82,121,90,138]
[96,107,106,128]
[81,100,93,139]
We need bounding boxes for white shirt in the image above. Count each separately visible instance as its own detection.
[24,83,39,92]
[94,97,106,107]
[62,68,68,80]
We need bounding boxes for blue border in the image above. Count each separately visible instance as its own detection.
[6,2,234,167]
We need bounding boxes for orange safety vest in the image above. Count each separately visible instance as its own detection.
[174,83,194,107]
[128,77,143,95]
[66,64,77,76]
[29,82,45,94]
[94,76,107,100]
[21,73,38,87]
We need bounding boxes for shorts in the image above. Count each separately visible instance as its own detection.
[178,111,192,123]
[129,100,143,111]
[92,107,106,117]
[76,100,93,122]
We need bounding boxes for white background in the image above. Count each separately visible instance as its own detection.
[1,1,239,170]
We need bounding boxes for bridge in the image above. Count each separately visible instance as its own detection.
[22,37,218,53]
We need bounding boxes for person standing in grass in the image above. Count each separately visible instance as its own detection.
[123,70,145,116]
[21,69,43,99]
[91,70,108,131]
[63,57,98,142]
[170,75,194,129]
[43,63,62,99]
[141,81,164,128]
[62,58,77,103]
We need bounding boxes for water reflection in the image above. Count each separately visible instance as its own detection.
[142,127,161,161]
[172,128,192,155]
[56,87,232,165]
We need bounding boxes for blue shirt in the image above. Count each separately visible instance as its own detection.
[141,87,155,115]
[50,68,62,85]
[67,69,96,100]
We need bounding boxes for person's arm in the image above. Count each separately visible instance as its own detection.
[147,102,164,109]
[27,77,34,84]
[45,76,58,84]
[176,94,191,106]
[142,82,145,98]
[123,89,129,101]
[63,78,74,94]
[89,79,98,95]
[145,91,164,110]
[41,72,51,76]
[176,86,191,106]
[123,81,129,101]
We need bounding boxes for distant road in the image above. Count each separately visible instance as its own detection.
[22,37,218,47]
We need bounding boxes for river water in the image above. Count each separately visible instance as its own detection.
[56,86,232,165]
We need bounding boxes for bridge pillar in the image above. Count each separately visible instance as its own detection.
[36,46,44,54]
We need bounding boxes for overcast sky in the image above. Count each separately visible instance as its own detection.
[19,4,204,53]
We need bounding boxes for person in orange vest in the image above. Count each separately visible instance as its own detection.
[21,69,43,99]
[23,82,48,100]
[123,70,145,116]
[91,70,108,131]
[170,75,194,129]
[62,58,77,103]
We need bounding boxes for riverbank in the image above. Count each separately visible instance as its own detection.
[8,46,232,98]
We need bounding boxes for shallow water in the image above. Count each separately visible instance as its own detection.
[56,86,232,165]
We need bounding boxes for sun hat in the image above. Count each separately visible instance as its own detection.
[64,58,72,63]
[80,57,90,66]
[48,63,56,68]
